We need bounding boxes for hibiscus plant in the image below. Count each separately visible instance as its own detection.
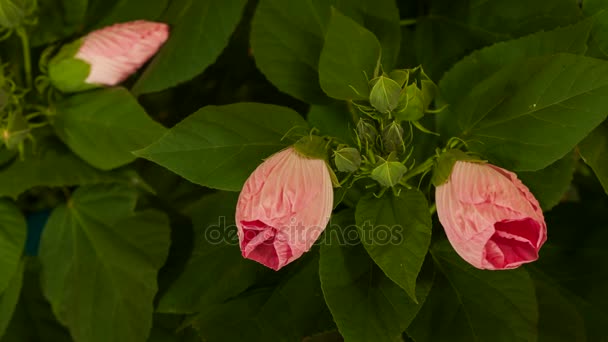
[0,0,607,341]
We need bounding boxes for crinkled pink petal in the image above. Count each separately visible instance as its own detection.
[76,20,169,86]
[436,161,547,270]
[235,147,333,270]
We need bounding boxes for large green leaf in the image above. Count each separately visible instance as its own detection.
[53,87,167,170]
[134,103,307,191]
[250,0,400,103]
[355,190,431,301]
[442,53,608,171]
[518,151,576,211]
[88,0,168,28]
[1,258,72,342]
[157,192,265,314]
[320,210,432,342]
[583,0,608,59]
[415,0,581,79]
[132,0,248,94]
[30,0,88,46]
[193,254,334,342]
[439,20,593,107]
[0,138,135,199]
[407,241,538,342]
[0,260,23,338]
[39,185,171,342]
[318,9,381,101]
[579,122,608,194]
[0,200,25,294]
[307,102,354,144]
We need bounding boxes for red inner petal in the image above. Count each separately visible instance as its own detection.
[484,218,540,268]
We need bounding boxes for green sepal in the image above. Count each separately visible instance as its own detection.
[431,149,485,187]
[369,75,402,114]
[388,69,409,88]
[395,84,424,122]
[293,135,329,160]
[333,147,361,172]
[371,155,407,188]
[48,39,96,93]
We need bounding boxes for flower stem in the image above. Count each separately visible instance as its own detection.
[16,27,32,89]
[399,18,417,26]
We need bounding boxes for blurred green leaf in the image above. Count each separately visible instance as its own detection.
[355,190,431,301]
[132,0,247,94]
[0,139,135,199]
[0,200,25,295]
[518,151,576,211]
[415,0,581,79]
[88,0,168,28]
[307,102,354,144]
[39,185,171,342]
[193,253,334,342]
[1,259,73,342]
[0,261,23,338]
[320,210,432,342]
[53,87,166,170]
[135,103,307,191]
[250,0,400,103]
[579,122,608,194]
[157,192,265,314]
[407,241,538,342]
[30,0,87,46]
[441,53,608,171]
[146,314,200,342]
[319,9,380,101]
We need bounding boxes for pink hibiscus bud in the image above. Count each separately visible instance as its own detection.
[433,150,547,270]
[48,20,169,93]
[235,136,334,271]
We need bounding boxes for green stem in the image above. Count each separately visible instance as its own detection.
[401,157,435,183]
[399,18,417,26]
[16,27,32,89]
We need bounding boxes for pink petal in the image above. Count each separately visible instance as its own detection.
[76,20,169,86]
[235,147,333,270]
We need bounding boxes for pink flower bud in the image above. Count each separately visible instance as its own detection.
[235,147,334,270]
[76,20,168,86]
[435,161,547,270]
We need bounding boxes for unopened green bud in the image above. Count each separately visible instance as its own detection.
[371,159,407,187]
[356,119,378,146]
[382,121,405,154]
[395,84,424,121]
[333,147,361,172]
[2,111,29,150]
[369,75,401,114]
[389,69,409,88]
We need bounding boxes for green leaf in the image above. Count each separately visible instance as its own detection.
[134,103,307,191]
[53,87,167,170]
[30,0,88,46]
[157,192,266,314]
[407,241,538,342]
[319,9,381,101]
[0,200,25,294]
[320,211,432,342]
[439,19,593,108]
[39,185,171,342]
[415,0,581,79]
[443,53,608,171]
[132,0,247,94]
[193,254,334,342]
[369,76,402,114]
[0,138,135,199]
[579,122,608,194]
[0,0,25,28]
[1,258,72,342]
[250,0,400,103]
[147,315,201,342]
[518,151,576,211]
[88,0,168,28]
[0,260,23,338]
[307,102,354,144]
[355,191,431,301]
[583,0,608,59]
